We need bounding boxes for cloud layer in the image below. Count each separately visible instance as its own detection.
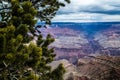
[53,0,120,22]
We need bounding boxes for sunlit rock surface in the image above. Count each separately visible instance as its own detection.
[94,31,120,48]
[48,59,77,80]
[40,27,89,63]
[50,35,88,49]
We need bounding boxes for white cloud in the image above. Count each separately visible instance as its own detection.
[53,13,120,22]
[102,15,120,21]
[54,0,120,22]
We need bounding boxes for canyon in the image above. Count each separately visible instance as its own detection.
[38,22,120,63]
[37,22,120,80]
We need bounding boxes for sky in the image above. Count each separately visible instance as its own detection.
[52,0,120,22]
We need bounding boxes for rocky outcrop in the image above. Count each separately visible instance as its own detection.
[77,55,120,80]
[48,59,77,80]
[49,56,120,80]
[49,59,90,80]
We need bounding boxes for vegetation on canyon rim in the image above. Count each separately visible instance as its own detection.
[0,0,70,80]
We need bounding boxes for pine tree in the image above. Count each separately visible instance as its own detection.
[0,0,70,80]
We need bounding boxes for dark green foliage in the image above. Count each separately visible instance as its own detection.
[0,0,70,80]
[51,64,66,80]
[0,0,70,24]
[11,0,37,27]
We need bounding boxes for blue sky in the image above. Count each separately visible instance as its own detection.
[52,0,120,22]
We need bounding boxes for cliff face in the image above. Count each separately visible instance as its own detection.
[39,27,90,63]
[94,25,120,55]
[39,24,120,64]
[77,55,120,80]
[49,56,120,80]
